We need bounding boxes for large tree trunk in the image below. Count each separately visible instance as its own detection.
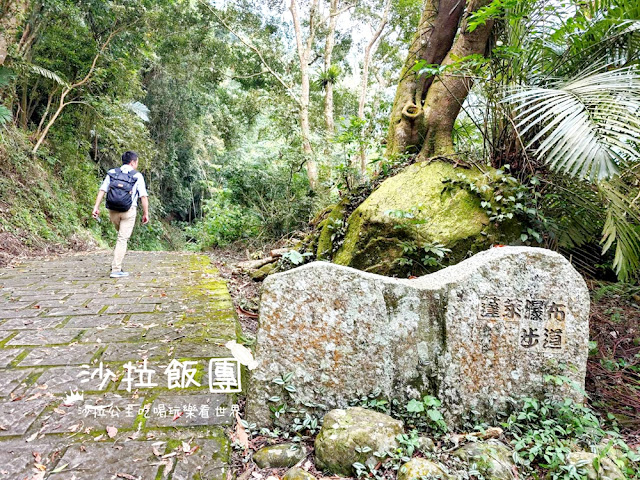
[316,1,507,277]
[386,0,492,159]
[418,1,494,160]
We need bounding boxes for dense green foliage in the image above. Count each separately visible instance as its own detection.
[473,0,640,281]
[1,1,639,477]
[0,0,638,283]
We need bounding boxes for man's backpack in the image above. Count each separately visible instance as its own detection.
[105,168,138,212]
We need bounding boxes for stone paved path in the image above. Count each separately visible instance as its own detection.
[0,251,241,480]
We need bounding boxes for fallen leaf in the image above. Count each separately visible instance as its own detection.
[234,412,249,450]
[235,306,258,318]
[181,441,190,453]
[187,445,199,456]
[165,458,174,476]
[116,474,138,480]
[26,432,38,442]
[51,463,68,473]
[68,423,80,432]
[237,465,255,480]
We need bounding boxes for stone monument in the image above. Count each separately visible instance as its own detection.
[246,247,590,427]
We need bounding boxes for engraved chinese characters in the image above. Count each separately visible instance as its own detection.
[479,297,567,351]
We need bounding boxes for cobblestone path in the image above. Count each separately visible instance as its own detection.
[0,251,241,480]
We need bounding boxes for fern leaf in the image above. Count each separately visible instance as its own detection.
[26,64,69,87]
[0,105,12,125]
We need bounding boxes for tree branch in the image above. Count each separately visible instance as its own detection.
[224,70,270,80]
[202,1,299,105]
[70,25,125,89]
[334,3,355,16]
[32,24,128,154]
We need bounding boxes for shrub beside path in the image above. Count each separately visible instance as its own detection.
[0,251,240,479]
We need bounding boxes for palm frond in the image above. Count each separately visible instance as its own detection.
[599,180,640,281]
[124,101,150,122]
[23,64,69,87]
[0,67,16,88]
[542,178,603,249]
[505,66,640,181]
[0,105,13,126]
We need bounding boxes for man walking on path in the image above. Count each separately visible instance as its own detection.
[92,151,149,278]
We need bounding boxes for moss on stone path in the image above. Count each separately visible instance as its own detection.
[0,250,241,479]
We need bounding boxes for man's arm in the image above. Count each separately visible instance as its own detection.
[92,190,105,219]
[140,196,149,224]
[136,173,149,225]
[93,173,111,218]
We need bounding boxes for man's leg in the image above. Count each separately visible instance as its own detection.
[109,209,122,232]
[109,210,122,272]
[111,208,136,272]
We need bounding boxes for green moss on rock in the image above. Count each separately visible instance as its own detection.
[316,200,349,260]
[397,458,450,480]
[252,443,306,468]
[452,440,515,480]
[314,407,404,476]
[251,262,277,281]
[283,467,317,480]
[331,161,519,276]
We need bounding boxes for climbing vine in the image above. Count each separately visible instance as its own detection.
[442,166,547,244]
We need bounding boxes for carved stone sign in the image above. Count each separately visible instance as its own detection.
[246,247,590,427]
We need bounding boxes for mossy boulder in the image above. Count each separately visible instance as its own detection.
[596,440,631,472]
[316,199,349,260]
[283,467,316,480]
[452,440,515,480]
[314,407,404,476]
[566,451,625,479]
[397,458,450,480]
[320,161,518,276]
[418,436,435,452]
[252,443,306,468]
[250,262,277,281]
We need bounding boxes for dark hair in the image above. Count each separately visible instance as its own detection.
[121,151,139,165]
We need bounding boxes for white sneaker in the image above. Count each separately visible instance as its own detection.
[110,271,130,278]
